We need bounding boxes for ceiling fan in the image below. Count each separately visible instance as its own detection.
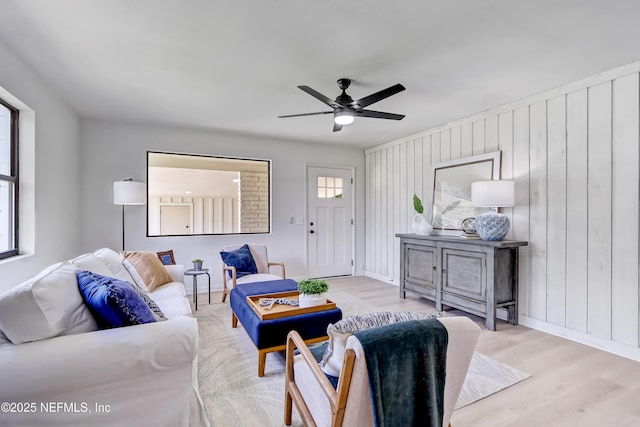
[278,78,406,132]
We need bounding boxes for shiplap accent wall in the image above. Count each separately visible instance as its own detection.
[365,61,640,360]
[148,195,238,234]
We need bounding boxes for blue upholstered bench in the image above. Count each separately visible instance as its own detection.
[230,279,342,377]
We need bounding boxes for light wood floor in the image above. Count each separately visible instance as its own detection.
[202,276,640,426]
[328,276,640,427]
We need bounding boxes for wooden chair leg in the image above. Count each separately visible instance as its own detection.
[221,269,229,302]
[231,312,238,328]
[284,386,293,426]
[258,350,267,377]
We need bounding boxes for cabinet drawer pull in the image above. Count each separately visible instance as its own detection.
[432,266,436,271]
[442,269,447,274]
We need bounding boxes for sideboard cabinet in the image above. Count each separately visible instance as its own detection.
[396,234,528,330]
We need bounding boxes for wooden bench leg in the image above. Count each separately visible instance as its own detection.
[258,350,267,377]
[232,312,238,328]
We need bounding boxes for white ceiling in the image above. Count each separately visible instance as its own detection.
[1,0,640,149]
[148,167,238,198]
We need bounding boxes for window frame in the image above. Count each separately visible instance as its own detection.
[0,96,19,260]
[146,151,272,236]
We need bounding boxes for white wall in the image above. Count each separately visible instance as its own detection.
[79,120,366,287]
[365,60,640,361]
[0,39,80,293]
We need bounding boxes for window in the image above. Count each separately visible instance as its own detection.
[147,151,271,236]
[0,97,18,259]
[317,176,343,199]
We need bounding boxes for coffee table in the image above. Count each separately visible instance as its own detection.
[229,279,342,377]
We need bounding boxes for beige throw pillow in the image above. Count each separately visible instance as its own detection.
[122,251,173,292]
[319,311,444,377]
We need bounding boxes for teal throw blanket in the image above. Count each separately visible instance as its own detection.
[354,318,448,427]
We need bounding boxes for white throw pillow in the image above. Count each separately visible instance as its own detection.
[122,258,149,291]
[320,311,443,377]
[70,253,115,277]
[93,248,135,283]
[0,262,98,344]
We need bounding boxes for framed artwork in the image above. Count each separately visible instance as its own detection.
[429,151,501,234]
[157,250,176,265]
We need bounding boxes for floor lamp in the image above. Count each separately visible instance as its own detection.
[113,179,146,251]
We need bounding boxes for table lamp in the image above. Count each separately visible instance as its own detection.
[471,180,514,241]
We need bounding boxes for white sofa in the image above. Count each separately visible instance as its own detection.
[0,248,210,427]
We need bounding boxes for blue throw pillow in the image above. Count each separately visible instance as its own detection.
[158,253,174,265]
[76,270,157,329]
[220,244,258,279]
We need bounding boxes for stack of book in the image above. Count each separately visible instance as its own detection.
[459,233,480,239]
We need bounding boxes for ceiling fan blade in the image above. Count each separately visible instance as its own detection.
[278,111,333,118]
[358,109,405,120]
[333,122,343,132]
[353,84,406,109]
[298,86,343,108]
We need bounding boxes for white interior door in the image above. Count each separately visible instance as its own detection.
[307,166,354,278]
[160,205,191,235]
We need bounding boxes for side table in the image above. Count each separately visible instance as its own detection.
[184,268,211,310]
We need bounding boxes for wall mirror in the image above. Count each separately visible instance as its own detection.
[429,151,501,235]
[147,151,271,236]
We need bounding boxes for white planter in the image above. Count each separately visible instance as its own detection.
[411,213,433,235]
[298,292,327,308]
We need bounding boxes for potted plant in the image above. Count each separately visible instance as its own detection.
[297,279,329,308]
[192,259,203,270]
[411,194,433,235]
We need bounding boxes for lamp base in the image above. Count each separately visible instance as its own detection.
[475,212,510,241]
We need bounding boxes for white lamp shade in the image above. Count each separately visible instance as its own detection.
[471,180,515,208]
[113,181,146,205]
[334,110,355,125]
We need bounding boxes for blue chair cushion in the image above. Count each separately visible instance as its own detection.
[220,244,258,279]
[76,270,157,329]
[230,279,343,350]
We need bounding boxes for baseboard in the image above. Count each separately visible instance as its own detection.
[364,271,399,286]
[519,315,640,362]
[184,282,223,295]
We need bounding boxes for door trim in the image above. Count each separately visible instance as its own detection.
[305,163,356,277]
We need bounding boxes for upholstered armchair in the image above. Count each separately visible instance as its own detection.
[220,244,286,302]
[284,316,481,427]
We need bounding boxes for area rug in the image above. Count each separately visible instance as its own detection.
[195,289,529,426]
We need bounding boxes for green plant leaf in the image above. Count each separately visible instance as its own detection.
[413,194,424,214]
[297,279,329,295]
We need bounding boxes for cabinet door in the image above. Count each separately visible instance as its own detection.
[441,248,487,301]
[404,243,437,292]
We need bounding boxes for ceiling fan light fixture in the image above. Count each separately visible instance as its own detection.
[279,79,405,132]
[334,110,355,126]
